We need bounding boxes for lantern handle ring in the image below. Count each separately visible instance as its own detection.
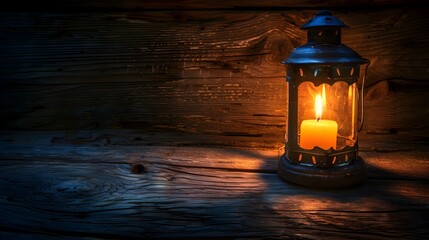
[358,58,371,132]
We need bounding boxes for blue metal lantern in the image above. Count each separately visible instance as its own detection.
[278,10,370,188]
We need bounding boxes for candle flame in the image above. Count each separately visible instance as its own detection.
[322,84,327,108]
[315,94,323,121]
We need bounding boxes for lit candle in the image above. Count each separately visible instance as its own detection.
[300,93,338,150]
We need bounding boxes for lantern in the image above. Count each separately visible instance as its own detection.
[278,10,370,188]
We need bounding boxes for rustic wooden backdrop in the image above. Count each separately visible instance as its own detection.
[1,1,429,239]
[1,0,428,150]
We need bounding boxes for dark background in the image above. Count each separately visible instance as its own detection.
[1,0,428,150]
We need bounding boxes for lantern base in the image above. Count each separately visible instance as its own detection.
[278,155,366,189]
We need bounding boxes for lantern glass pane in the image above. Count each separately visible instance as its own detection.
[297,81,358,150]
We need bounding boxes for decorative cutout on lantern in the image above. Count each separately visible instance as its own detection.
[277,10,370,188]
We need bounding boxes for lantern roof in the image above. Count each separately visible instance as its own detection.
[283,44,367,65]
[283,10,367,65]
[301,10,348,29]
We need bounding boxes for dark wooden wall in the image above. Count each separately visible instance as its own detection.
[1,0,428,150]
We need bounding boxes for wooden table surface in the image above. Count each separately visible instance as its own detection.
[0,132,428,239]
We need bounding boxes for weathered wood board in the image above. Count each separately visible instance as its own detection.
[2,0,427,12]
[1,8,428,148]
[0,142,428,239]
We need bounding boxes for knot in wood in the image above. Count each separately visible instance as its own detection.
[131,163,146,174]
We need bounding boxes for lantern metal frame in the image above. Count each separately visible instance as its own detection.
[278,10,370,188]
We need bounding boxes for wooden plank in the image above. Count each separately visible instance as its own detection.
[2,0,426,12]
[364,80,428,132]
[1,10,427,84]
[1,9,428,148]
[361,79,429,149]
[0,138,428,180]
[0,145,428,239]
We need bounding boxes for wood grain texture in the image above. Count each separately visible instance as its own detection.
[0,143,428,239]
[1,0,426,12]
[1,9,428,148]
[364,80,428,139]
[0,137,428,180]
